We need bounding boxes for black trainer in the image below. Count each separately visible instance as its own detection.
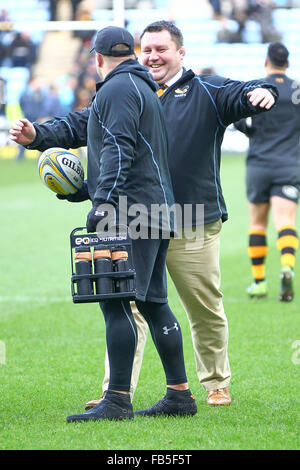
[279,266,294,302]
[67,390,133,422]
[135,389,197,417]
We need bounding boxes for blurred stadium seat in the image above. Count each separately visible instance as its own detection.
[0,0,50,22]
[0,0,48,105]
[175,2,300,80]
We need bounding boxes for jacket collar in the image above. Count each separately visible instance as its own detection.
[167,68,194,88]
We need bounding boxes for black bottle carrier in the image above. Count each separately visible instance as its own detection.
[70,226,136,303]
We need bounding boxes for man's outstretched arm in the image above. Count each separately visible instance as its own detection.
[9,107,90,151]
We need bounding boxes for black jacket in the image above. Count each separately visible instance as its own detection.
[87,60,174,216]
[160,70,277,225]
[31,60,175,232]
[28,68,278,225]
[234,73,300,169]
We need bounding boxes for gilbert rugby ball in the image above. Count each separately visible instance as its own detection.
[38,148,84,195]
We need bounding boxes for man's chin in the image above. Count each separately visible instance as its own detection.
[148,68,164,81]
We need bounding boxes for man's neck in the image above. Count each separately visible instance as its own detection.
[266,66,287,76]
[101,62,121,80]
[164,68,183,87]
[100,57,133,80]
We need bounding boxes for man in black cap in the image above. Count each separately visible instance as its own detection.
[16,26,197,422]
[235,42,300,301]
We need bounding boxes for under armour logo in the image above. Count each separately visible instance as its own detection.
[163,323,179,335]
[95,210,106,217]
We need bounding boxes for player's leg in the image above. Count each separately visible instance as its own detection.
[247,201,269,298]
[134,299,196,417]
[166,220,231,405]
[270,167,300,301]
[67,299,137,422]
[102,303,148,397]
[246,165,270,297]
[271,195,298,301]
[85,302,148,410]
[133,237,196,417]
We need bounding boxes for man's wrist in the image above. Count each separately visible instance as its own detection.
[24,125,38,149]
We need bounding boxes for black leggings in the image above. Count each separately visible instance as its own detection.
[100,300,187,392]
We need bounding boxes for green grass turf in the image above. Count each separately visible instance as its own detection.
[0,155,299,450]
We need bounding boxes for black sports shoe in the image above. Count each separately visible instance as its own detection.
[67,391,133,422]
[279,266,294,302]
[135,389,197,417]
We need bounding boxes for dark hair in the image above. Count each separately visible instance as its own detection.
[140,20,184,49]
[268,42,289,67]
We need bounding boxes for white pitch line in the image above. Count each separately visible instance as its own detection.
[0,295,70,303]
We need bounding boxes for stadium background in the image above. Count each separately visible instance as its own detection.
[0,0,299,451]
[0,0,300,156]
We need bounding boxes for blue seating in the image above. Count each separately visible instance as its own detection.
[153,0,170,7]
[0,0,50,21]
[91,10,113,21]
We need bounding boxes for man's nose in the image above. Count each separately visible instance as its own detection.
[149,51,159,62]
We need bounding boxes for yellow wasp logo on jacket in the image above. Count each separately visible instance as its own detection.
[174,86,189,97]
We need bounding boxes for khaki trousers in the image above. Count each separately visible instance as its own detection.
[102,219,231,396]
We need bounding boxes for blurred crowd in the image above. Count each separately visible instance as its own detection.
[48,0,154,20]
[0,0,289,147]
[0,0,147,121]
[0,31,38,69]
[0,0,146,158]
[209,0,282,43]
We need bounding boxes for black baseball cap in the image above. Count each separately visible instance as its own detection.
[267,42,289,67]
[90,26,134,56]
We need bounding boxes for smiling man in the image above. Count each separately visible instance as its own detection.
[141,27,185,85]
[129,20,278,407]
[9,21,278,409]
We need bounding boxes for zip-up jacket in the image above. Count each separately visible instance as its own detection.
[159,70,277,224]
[30,59,175,231]
[28,68,278,225]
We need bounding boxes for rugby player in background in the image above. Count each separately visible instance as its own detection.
[235,42,300,301]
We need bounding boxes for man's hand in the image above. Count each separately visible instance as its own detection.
[86,207,108,233]
[9,118,36,146]
[247,88,275,110]
[56,181,90,203]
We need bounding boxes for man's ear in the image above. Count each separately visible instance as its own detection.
[179,46,186,61]
[96,52,104,67]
